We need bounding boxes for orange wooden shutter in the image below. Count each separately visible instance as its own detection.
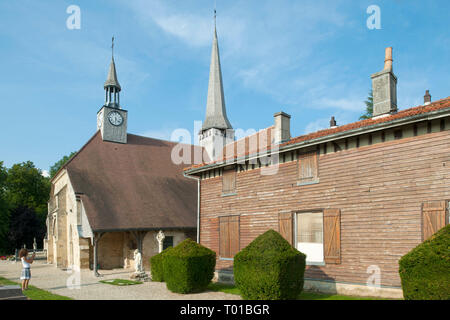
[222,169,236,194]
[278,212,293,245]
[219,216,240,258]
[323,209,341,264]
[219,216,230,258]
[422,201,448,241]
[229,216,240,256]
[298,153,318,183]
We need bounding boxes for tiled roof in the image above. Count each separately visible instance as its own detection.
[61,132,200,231]
[185,96,450,171]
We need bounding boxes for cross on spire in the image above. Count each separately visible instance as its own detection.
[111,36,115,58]
[214,0,217,28]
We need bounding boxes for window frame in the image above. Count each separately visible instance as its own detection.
[294,210,325,266]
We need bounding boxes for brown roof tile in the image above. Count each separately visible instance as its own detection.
[65,132,200,232]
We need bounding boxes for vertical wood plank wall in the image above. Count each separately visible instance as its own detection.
[199,130,450,287]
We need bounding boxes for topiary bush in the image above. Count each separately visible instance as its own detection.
[150,247,173,282]
[399,224,450,300]
[163,239,216,293]
[234,229,306,300]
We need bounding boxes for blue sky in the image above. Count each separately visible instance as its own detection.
[0,0,449,173]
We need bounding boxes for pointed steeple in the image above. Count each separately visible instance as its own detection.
[104,57,121,91]
[104,37,121,108]
[202,17,232,131]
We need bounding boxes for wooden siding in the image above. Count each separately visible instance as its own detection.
[199,130,450,287]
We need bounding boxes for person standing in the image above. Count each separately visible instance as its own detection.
[19,249,35,291]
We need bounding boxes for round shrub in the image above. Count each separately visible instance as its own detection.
[163,239,216,294]
[234,229,306,300]
[150,247,173,282]
[399,224,450,300]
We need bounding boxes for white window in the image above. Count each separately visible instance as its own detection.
[296,212,324,265]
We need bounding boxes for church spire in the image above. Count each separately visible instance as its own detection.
[202,13,232,131]
[104,36,121,108]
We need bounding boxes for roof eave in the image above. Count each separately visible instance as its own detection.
[91,226,197,233]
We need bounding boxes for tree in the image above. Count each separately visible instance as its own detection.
[0,162,9,254]
[359,90,374,120]
[7,205,45,252]
[49,151,77,178]
[6,161,50,225]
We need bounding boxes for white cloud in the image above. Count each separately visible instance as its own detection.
[42,170,50,178]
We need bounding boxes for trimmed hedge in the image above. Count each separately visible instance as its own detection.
[163,239,216,293]
[399,224,450,300]
[234,229,306,300]
[150,247,173,282]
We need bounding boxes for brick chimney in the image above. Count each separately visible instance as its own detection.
[273,111,291,144]
[371,47,398,117]
[330,116,337,128]
[424,90,431,105]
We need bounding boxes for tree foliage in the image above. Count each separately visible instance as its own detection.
[49,152,77,178]
[6,161,50,221]
[359,90,374,120]
[7,205,45,251]
[0,162,9,254]
[0,161,50,254]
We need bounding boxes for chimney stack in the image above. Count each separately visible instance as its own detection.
[273,111,291,144]
[424,90,431,105]
[371,47,398,118]
[330,116,337,128]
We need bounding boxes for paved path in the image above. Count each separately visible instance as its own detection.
[0,260,240,300]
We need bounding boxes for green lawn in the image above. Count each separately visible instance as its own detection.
[207,282,390,300]
[99,279,143,286]
[0,277,72,300]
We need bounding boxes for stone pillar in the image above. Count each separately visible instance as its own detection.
[93,232,104,277]
[156,230,165,253]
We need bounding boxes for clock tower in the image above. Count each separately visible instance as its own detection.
[97,38,128,144]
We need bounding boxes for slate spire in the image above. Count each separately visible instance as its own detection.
[104,36,121,108]
[202,16,232,131]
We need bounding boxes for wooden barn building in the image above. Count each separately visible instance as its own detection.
[185,35,450,298]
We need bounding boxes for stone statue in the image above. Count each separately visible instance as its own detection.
[156,230,165,253]
[33,237,37,252]
[129,248,149,281]
[133,249,142,273]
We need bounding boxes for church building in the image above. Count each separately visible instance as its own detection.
[46,45,200,275]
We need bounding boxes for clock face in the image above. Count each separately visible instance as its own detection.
[108,111,123,126]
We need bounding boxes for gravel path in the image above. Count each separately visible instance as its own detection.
[0,260,240,300]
